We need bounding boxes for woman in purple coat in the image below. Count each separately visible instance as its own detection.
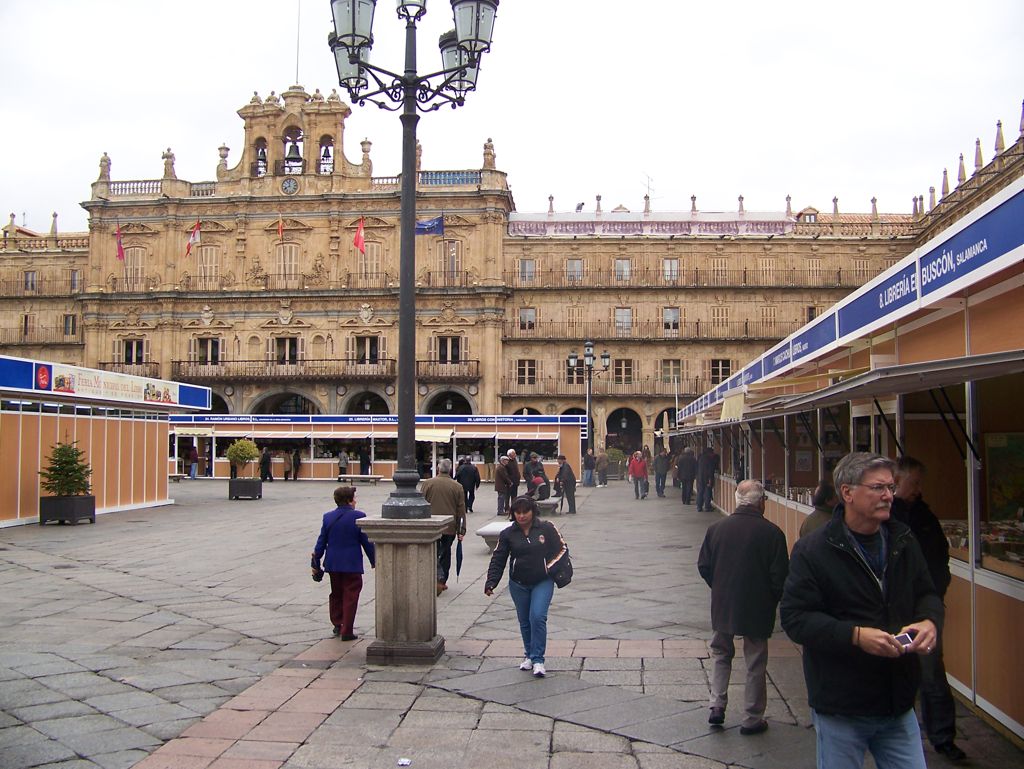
[312,486,375,640]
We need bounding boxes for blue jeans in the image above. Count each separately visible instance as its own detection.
[812,708,927,769]
[583,468,594,487]
[508,578,554,664]
[189,462,198,479]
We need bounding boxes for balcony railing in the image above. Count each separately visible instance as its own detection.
[0,236,89,252]
[341,271,396,289]
[503,267,876,290]
[501,376,712,398]
[416,360,481,382]
[0,277,83,297]
[503,320,801,341]
[108,275,159,292]
[419,271,475,288]
[171,358,397,382]
[0,327,83,345]
[179,275,230,292]
[99,362,161,378]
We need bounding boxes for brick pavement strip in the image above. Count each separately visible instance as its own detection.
[0,481,1019,769]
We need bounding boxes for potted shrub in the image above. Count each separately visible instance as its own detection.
[226,438,262,500]
[39,441,95,525]
[606,447,626,481]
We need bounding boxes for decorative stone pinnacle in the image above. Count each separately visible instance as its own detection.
[941,169,949,196]
[974,138,983,171]
[995,120,1005,153]
[957,153,967,184]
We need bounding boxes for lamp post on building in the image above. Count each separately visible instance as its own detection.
[568,341,610,453]
[328,0,498,664]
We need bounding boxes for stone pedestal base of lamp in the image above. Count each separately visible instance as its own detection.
[357,515,452,665]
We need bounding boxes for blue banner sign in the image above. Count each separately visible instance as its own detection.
[761,342,792,377]
[792,314,837,364]
[838,262,918,339]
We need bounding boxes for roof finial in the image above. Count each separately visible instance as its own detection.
[643,194,651,214]
[547,195,554,215]
[595,195,602,214]
[994,120,1005,153]
[941,168,949,197]
[785,195,792,217]
[957,153,967,184]
[929,186,936,211]
[737,195,744,214]
[871,197,878,221]
[690,195,697,214]
[974,138,983,172]
[1019,99,1024,136]
[912,196,918,216]
[50,212,58,236]
[832,197,839,216]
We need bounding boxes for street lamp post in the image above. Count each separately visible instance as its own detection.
[568,341,610,454]
[329,0,498,664]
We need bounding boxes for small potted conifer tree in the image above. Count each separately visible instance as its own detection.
[226,438,262,500]
[39,440,96,525]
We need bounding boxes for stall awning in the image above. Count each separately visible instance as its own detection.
[501,430,559,440]
[210,429,252,437]
[172,426,214,436]
[453,430,497,439]
[781,350,1024,411]
[311,430,371,439]
[416,427,454,443]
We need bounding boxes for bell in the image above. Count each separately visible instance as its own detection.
[256,146,267,162]
[285,142,302,161]
[321,145,332,161]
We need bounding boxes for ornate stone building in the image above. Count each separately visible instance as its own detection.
[2,84,944,451]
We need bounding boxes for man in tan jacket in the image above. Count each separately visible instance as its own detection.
[421,458,467,596]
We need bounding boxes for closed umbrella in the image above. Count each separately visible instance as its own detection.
[455,538,464,581]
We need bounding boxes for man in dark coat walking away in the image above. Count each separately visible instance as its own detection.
[455,457,482,513]
[695,446,719,511]
[494,455,513,516]
[676,447,697,504]
[698,480,789,734]
[554,454,577,514]
[505,449,522,502]
[891,456,965,762]
[781,452,942,769]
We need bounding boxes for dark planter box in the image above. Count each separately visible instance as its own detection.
[39,495,96,525]
[228,478,263,500]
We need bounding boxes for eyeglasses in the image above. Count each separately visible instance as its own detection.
[852,483,897,495]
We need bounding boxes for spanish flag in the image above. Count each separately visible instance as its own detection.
[277,215,284,240]
[353,217,366,255]
[115,219,125,261]
[184,218,201,257]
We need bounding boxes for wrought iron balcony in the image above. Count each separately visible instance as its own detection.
[0,277,83,297]
[503,267,875,290]
[501,376,711,398]
[98,361,161,378]
[171,358,397,383]
[0,327,83,345]
[502,320,802,342]
[415,360,480,382]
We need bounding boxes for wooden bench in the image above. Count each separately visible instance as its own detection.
[336,473,383,485]
[168,474,186,483]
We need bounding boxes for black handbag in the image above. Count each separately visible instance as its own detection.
[548,546,573,588]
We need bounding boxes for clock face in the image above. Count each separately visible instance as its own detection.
[281,178,299,195]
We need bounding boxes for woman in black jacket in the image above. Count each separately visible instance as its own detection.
[484,496,566,678]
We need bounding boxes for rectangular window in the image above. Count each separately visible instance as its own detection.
[709,258,728,285]
[437,336,462,363]
[517,359,537,385]
[807,258,823,284]
[437,239,462,277]
[23,271,37,293]
[68,269,81,292]
[276,243,299,285]
[359,241,382,277]
[123,339,145,364]
[518,308,536,331]
[123,248,144,291]
[614,258,631,281]
[566,259,584,284]
[566,360,584,385]
[566,305,583,330]
[196,337,221,364]
[710,306,729,327]
[761,305,777,331]
[853,259,871,281]
[660,359,682,383]
[662,258,679,282]
[806,305,821,323]
[613,359,634,385]
[21,314,35,336]
[198,245,219,290]
[663,307,681,337]
[355,336,379,364]
[275,336,300,364]
[518,259,536,284]
[710,358,732,385]
[63,314,77,336]
[758,258,776,284]
[614,307,632,337]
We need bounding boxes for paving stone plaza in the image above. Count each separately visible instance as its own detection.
[0,480,1020,768]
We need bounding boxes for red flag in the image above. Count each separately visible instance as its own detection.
[184,218,201,257]
[115,219,125,261]
[353,217,366,254]
[277,215,284,240]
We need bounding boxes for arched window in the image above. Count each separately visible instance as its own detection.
[253,138,268,177]
[281,127,304,175]
[318,135,334,174]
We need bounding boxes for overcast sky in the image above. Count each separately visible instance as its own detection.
[2,0,1022,233]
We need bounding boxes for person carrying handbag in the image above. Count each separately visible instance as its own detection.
[627,451,649,500]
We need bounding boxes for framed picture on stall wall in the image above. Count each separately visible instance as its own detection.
[984,433,1024,521]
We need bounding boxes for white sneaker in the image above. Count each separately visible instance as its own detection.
[532,662,546,677]
[519,657,532,671]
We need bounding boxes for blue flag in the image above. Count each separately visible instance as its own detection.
[415,216,444,236]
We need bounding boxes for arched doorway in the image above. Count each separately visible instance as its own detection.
[606,408,642,454]
[251,392,321,415]
[210,393,230,414]
[511,407,541,415]
[425,391,473,415]
[345,392,390,414]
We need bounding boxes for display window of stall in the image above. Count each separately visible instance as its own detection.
[975,374,1024,581]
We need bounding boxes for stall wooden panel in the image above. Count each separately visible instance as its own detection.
[901,418,969,525]
[75,417,95,499]
[24,414,50,520]
[109,418,125,508]
[896,314,966,364]
[92,417,108,511]
[968,285,1024,355]
[943,574,973,690]
[0,413,21,521]
[974,583,1024,729]
[131,421,147,505]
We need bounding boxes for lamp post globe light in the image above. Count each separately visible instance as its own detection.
[328,0,498,519]
[568,341,610,453]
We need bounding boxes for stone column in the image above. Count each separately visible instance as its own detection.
[357,516,452,665]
